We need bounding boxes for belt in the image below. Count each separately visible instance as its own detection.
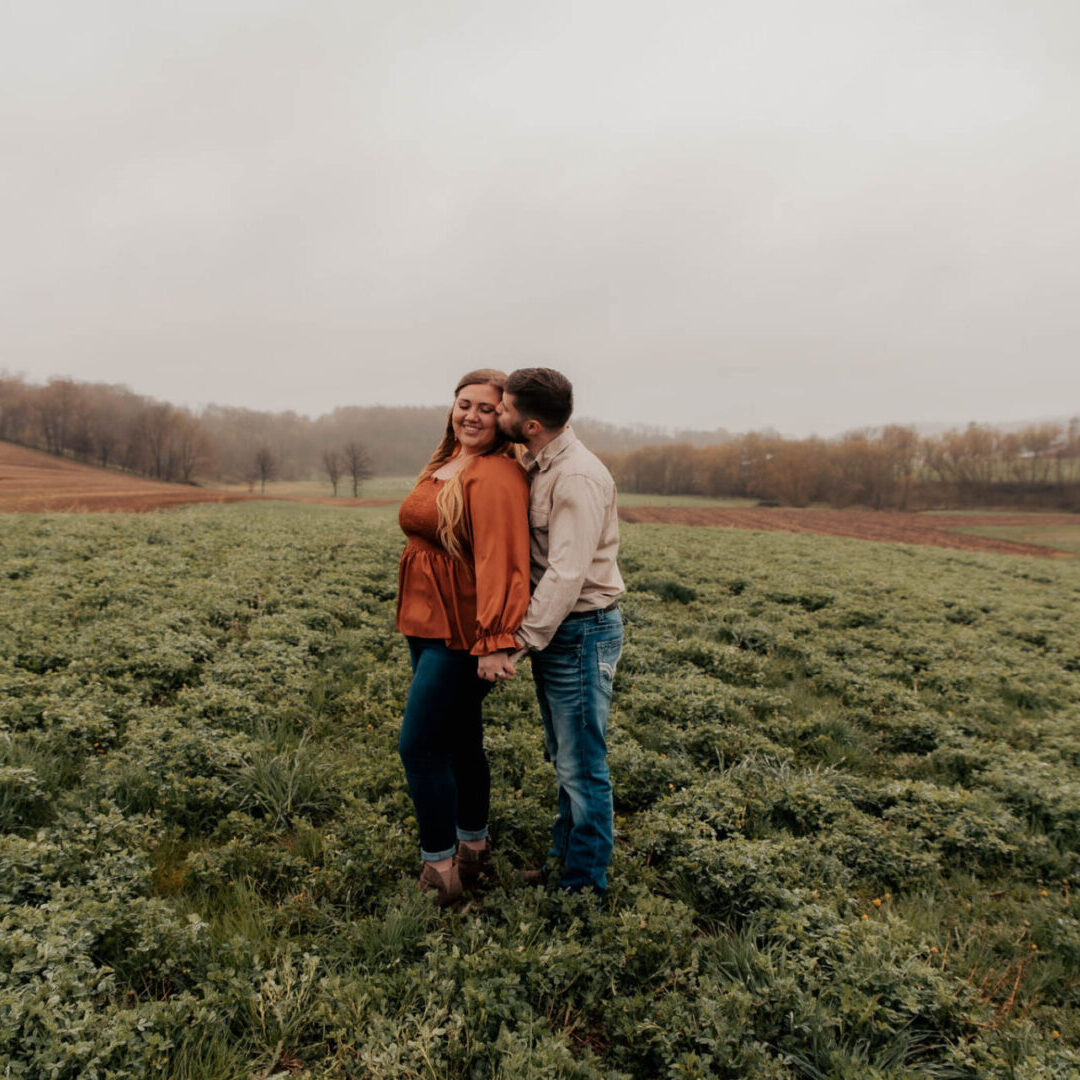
[563,601,619,621]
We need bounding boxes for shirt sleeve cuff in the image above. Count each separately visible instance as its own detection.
[514,625,550,652]
[470,630,521,656]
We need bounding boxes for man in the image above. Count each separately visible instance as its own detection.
[479,368,625,896]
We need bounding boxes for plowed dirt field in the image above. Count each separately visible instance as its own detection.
[0,442,393,512]
[618,507,1076,558]
[5,442,1073,555]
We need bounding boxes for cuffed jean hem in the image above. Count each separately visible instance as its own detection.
[456,826,489,842]
[421,844,458,863]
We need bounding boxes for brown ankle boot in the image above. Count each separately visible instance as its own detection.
[417,861,463,907]
[457,844,492,886]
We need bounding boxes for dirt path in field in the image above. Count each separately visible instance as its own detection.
[618,507,1076,558]
[0,442,394,512]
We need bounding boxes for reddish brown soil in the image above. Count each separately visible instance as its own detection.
[0,442,393,513]
[4,442,1071,555]
[618,507,1076,558]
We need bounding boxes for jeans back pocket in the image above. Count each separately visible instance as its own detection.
[596,637,622,695]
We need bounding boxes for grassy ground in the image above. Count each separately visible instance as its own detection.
[215,477,757,509]
[615,492,757,508]
[2,504,1078,1078]
[212,476,414,500]
[951,524,1080,556]
[216,475,1080,557]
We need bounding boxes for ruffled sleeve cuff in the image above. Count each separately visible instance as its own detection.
[470,629,520,656]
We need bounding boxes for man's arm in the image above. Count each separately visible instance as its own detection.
[516,473,608,652]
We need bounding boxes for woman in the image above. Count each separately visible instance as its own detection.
[396,369,530,905]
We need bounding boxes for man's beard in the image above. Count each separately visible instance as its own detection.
[498,418,529,444]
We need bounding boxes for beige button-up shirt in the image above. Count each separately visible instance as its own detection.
[517,426,625,652]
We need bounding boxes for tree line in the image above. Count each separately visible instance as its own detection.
[0,374,729,488]
[605,422,1080,510]
[2,374,1077,509]
[0,375,445,487]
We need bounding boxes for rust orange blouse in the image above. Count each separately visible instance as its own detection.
[396,454,531,656]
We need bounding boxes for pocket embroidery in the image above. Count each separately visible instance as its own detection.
[597,639,622,686]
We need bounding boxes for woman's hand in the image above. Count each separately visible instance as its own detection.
[478,650,517,682]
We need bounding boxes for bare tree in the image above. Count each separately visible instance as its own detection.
[86,388,120,469]
[0,376,31,444]
[254,447,277,494]
[138,402,179,480]
[35,378,78,454]
[879,425,919,510]
[342,441,372,497]
[694,443,742,498]
[322,448,343,496]
[924,425,999,506]
[1016,423,1061,486]
[764,437,828,507]
[175,413,211,483]
[67,395,95,461]
[1060,417,1080,489]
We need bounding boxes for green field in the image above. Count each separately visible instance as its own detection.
[951,524,1080,557]
[2,505,1079,1079]
[216,476,757,510]
[212,476,416,501]
[614,493,758,509]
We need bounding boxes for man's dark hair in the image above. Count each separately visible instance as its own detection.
[505,368,573,430]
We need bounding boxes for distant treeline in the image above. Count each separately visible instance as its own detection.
[0,374,719,485]
[2,374,1077,509]
[606,423,1080,510]
[0,375,443,482]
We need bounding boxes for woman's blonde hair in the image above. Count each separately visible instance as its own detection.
[417,369,512,561]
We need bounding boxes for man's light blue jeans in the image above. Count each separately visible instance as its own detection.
[530,606,623,894]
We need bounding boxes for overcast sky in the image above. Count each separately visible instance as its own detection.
[2,0,1078,436]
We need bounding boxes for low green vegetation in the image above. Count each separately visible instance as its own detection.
[615,493,757,509]
[212,475,416,501]
[217,476,757,508]
[952,523,1080,556]
[2,505,1078,1079]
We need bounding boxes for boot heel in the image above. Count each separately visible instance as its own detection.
[417,861,463,906]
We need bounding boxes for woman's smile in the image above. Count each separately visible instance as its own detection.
[452,382,501,454]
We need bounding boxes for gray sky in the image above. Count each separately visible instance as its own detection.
[3,0,1078,436]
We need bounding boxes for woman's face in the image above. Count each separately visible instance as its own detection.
[452,382,502,455]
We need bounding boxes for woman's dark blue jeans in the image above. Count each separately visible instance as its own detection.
[399,637,493,862]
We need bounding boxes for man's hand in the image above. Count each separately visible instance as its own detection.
[478,650,517,683]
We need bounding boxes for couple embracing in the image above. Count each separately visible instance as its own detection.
[395,368,624,906]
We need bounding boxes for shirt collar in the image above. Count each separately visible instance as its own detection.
[523,425,577,473]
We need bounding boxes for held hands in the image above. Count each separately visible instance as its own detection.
[477,648,518,683]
